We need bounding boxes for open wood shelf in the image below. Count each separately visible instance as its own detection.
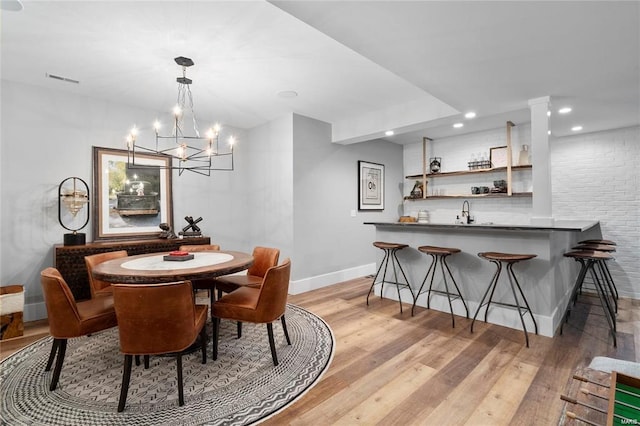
[404,192,532,201]
[406,164,532,180]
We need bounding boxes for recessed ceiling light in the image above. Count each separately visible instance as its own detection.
[547,111,551,117]
[453,123,464,128]
[558,107,572,114]
[464,112,476,119]
[385,130,394,136]
[571,126,583,132]
[548,130,551,135]
[277,90,298,98]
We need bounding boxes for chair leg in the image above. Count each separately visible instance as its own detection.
[144,355,150,369]
[50,338,67,391]
[237,321,242,339]
[176,353,184,406]
[281,315,291,345]
[117,354,133,412]
[367,249,390,305]
[267,323,279,366]
[45,338,60,372]
[135,355,140,366]
[212,317,220,360]
[200,325,207,364]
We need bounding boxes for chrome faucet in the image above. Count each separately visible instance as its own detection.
[462,200,473,224]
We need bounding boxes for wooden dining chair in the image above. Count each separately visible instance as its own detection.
[84,250,128,298]
[179,244,221,306]
[112,280,208,412]
[212,258,291,366]
[40,267,118,391]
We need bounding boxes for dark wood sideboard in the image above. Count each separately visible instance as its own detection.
[54,237,211,300]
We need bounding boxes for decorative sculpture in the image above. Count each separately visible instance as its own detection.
[158,223,177,239]
[180,216,203,237]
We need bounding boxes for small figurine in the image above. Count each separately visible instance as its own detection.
[158,222,177,239]
[179,216,203,237]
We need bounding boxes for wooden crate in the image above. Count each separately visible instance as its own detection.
[1,285,24,340]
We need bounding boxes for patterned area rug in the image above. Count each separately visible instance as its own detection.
[0,304,334,425]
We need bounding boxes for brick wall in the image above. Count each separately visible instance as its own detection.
[552,125,640,298]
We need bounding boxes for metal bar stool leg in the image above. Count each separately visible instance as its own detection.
[390,249,403,313]
[471,265,501,333]
[412,254,437,316]
[442,255,469,319]
[595,259,617,312]
[561,259,588,334]
[588,261,617,347]
[367,248,390,305]
[425,254,439,309]
[505,262,538,347]
[438,256,457,328]
[483,260,503,323]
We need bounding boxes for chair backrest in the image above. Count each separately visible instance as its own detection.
[85,250,128,297]
[254,259,291,323]
[112,281,199,355]
[248,246,280,278]
[179,244,220,252]
[40,267,82,338]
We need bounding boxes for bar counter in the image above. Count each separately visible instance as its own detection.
[365,220,601,337]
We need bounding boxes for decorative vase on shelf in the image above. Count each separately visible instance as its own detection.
[411,180,424,198]
[518,145,531,166]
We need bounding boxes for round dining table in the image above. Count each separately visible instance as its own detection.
[91,250,254,284]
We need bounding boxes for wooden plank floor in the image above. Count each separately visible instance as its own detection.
[1,277,638,425]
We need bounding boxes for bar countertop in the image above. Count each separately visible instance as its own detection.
[364,220,599,232]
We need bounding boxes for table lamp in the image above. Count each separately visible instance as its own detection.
[58,177,90,245]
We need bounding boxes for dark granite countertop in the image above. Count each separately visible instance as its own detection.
[364,220,599,232]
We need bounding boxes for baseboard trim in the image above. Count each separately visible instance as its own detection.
[289,263,376,295]
[24,302,47,322]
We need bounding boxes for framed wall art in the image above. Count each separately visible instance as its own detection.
[92,146,173,241]
[490,146,508,168]
[358,160,384,211]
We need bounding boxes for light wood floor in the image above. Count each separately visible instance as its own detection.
[2,277,638,425]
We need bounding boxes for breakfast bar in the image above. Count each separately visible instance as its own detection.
[365,220,601,337]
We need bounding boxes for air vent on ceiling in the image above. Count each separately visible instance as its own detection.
[46,73,80,84]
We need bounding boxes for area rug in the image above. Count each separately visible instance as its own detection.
[0,304,334,425]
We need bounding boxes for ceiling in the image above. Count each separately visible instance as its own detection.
[1,1,638,145]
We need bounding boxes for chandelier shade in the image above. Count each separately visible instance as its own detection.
[126,56,235,176]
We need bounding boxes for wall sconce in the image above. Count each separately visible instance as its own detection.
[58,177,90,245]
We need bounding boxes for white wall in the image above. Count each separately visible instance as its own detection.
[291,114,404,290]
[552,125,640,298]
[244,115,295,259]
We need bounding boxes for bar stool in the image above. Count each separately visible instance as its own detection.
[471,252,538,347]
[367,242,414,313]
[562,250,617,346]
[579,239,617,246]
[412,245,468,327]
[573,242,618,309]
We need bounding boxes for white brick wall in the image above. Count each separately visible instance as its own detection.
[552,125,640,298]
[402,124,640,298]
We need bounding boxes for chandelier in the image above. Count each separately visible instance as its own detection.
[126,56,235,176]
